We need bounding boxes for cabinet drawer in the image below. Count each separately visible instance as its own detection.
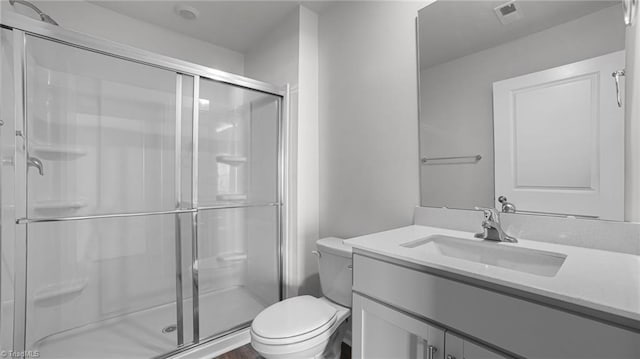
[353,253,640,358]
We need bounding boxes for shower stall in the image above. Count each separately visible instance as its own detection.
[0,13,287,359]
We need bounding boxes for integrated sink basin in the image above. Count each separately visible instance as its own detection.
[401,235,567,277]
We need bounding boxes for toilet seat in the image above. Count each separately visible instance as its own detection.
[251,296,337,345]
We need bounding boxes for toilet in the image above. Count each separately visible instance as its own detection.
[250,237,352,359]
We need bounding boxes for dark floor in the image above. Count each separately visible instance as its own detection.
[215,343,352,359]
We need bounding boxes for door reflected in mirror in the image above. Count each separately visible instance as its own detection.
[417,0,626,220]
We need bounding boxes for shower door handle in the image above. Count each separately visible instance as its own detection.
[612,69,625,108]
[27,155,44,176]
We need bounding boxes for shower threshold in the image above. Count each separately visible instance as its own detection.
[31,286,267,358]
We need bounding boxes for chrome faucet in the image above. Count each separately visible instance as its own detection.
[27,156,44,176]
[474,207,517,243]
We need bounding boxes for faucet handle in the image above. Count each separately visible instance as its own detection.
[474,207,498,220]
[498,196,517,213]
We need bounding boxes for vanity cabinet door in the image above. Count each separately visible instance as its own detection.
[445,332,509,359]
[353,293,444,359]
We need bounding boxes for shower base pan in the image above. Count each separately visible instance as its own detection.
[31,286,267,358]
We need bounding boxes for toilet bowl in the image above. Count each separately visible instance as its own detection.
[251,296,350,359]
[250,237,352,359]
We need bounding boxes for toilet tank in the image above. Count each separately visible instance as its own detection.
[316,237,353,308]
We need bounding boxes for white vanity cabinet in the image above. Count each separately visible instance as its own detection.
[353,294,445,359]
[351,252,640,359]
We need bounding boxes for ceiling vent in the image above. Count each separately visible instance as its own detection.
[494,0,523,25]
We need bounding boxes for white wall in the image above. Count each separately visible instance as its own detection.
[245,6,320,297]
[318,1,424,239]
[296,7,320,296]
[419,5,624,210]
[1,0,244,74]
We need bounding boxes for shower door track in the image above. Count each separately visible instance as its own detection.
[1,11,290,358]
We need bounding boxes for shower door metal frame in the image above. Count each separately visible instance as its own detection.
[11,27,28,354]
[1,12,289,357]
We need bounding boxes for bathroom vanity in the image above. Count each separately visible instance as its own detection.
[346,224,640,359]
[396,1,640,356]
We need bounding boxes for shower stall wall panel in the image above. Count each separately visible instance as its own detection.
[25,36,178,218]
[195,207,278,340]
[247,98,280,306]
[26,215,189,354]
[197,79,278,207]
[0,22,284,359]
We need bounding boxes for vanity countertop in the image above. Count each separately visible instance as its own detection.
[345,225,640,331]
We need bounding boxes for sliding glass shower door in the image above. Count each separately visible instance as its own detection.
[195,79,280,340]
[20,34,186,357]
[1,25,284,359]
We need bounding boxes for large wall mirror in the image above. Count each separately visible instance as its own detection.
[418,0,627,220]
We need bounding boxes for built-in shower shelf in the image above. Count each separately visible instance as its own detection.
[216,194,247,202]
[34,279,88,305]
[33,200,88,213]
[216,155,247,166]
[217,252,248,262]
[31,144,88,161]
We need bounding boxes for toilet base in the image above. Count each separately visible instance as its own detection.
[320,319,348,359]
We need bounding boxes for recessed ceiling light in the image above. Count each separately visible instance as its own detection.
[175,5,199,20]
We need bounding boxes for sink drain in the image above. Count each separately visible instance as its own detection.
[162,324,177,334]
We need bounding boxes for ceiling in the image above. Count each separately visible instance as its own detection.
[90,1,335,54]
[418,0,620,69]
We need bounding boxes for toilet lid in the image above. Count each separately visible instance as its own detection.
[252,296,337,340]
